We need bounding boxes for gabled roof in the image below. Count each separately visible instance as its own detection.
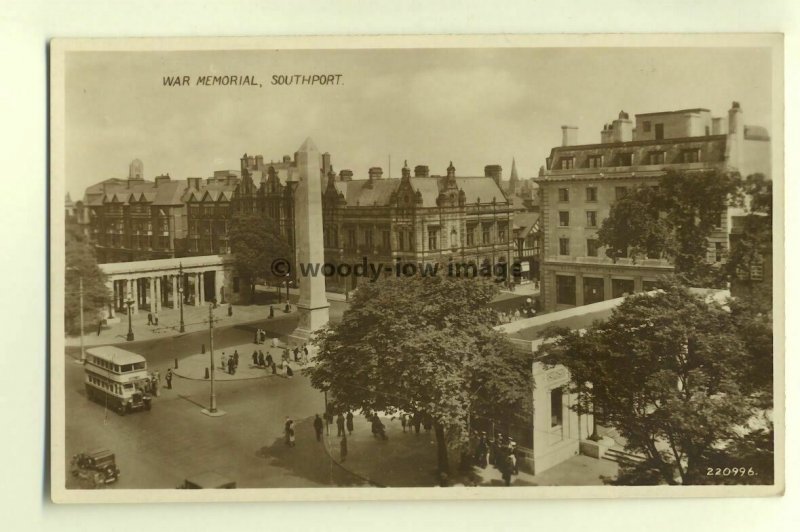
[454,177,507,204]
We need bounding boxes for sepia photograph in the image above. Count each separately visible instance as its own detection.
[49,35,783,502]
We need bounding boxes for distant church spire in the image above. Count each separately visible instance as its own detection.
[510,157,519,183]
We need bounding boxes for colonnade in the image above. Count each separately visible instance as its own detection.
[104,269,226,317]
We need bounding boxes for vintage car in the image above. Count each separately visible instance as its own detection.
[179,471,237,489]
[70,449,120,488]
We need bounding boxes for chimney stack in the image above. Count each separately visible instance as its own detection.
[368,167,384,180]
[561,125,578,146]
[414,165,429,178]
[484,165,502,185]
[322,152,332,175]
[339,169,353,182]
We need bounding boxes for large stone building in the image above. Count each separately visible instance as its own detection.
[535,102,771,312]
[321,161,515,292]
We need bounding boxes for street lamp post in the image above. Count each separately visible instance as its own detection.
[208,303,217,414]
[285,273,290,304]
[125,296,135,342]
[178,263,185,333]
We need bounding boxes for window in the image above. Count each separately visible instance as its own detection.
[587,239,599,257]
[347,229,356,249]
[481,223,491,245]
[682,149,701,163]
[551,387,564,427]
[654,123,664,140]
[618,153,633,166]
[555,276,576,306]
[364,228,373,248]
[615,186,628,201]
[560,157,575,170]
[498,223,507,243]
[612,278,635,298]
[558,211,570,227]
[585,187,598,202]
[382,230,391,250]
[559,237,570,256]
[428,226,439,250]
[558,188,569,202]
[588,156,603,168]
[648,151,665,165]
[466,225,475,246]
[586,211,597,228]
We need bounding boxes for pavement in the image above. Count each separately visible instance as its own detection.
[172,341,312,381]
[318,412,617,487]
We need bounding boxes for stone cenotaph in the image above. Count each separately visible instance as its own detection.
[289,137,330,344]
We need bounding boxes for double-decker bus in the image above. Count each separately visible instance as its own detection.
[84,346,152,415]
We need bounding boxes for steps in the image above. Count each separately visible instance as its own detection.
[602,447,646,467]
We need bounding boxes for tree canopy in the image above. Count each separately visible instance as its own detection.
[538,283,771,485]
[228,213,292,297]
[306,273,532,480]
[65,223,109,335]
[597,169,743,287]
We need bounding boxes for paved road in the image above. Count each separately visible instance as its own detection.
[63,315,366,489]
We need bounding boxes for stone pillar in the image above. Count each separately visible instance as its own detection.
[634,276,643,293]
[130,277,139,314]
[194,272,201,307]
[150,277,157,312]
[155,277,162,312]
[171,275,177,308]
[105,280,115,319]
[575,273,584,307]
[198,272,205,305]
[604,276,613,302]
[215,270,224,304]
[290,137,330,342]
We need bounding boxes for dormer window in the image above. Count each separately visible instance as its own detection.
[587,155,603,168]
[560,156,575,170]
[618,153,633,166]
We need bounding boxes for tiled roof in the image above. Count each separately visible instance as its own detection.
[83,178,186,206]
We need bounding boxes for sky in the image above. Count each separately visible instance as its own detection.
[64,47,773,199]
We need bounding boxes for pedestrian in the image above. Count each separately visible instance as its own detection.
[228,303,233,317]
[336,413,345,436]
[271,361,277,375]
[147,312,153,325]
[340,434,348,462]
[412,412,422,434]
[266,353,273,367]
[269,305,274,319]
[252,351,258,366]
[254,330,259,344]
[286,365,294,377]
[502,450,514,486]
[233,350,239,369]
[346,411,354,435]
[258,351,265,367]
[313,414,324,442]
[151,375,159,397]
[288,420,296,447]
[509,442,519,475]
[220,352,227,370]
[165,368,173,389]
[400,414,407,433]
[97,319,103,336]
[293,347,299,362]
[514,309,521,320]
[227,356,234,375]
[282,348,290,362]
[284,417,292,446]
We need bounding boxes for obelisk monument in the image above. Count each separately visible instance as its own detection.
[289,137,330,343]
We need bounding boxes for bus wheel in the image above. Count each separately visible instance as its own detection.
[118,403,127,416]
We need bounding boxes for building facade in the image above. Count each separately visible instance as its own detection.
[535,102,771,312]
[321,161,515,293]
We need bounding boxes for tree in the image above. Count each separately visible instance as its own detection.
[65,223,109,336]
[539,284,762,485]
[597,169,743,287]
[727,173,773,313]
[228,213,292,301]
[596,185,672,264]
[306,274,531,482]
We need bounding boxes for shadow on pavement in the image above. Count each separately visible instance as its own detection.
[256,416,368,488]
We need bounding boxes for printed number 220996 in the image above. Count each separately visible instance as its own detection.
[706,467,757,477]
